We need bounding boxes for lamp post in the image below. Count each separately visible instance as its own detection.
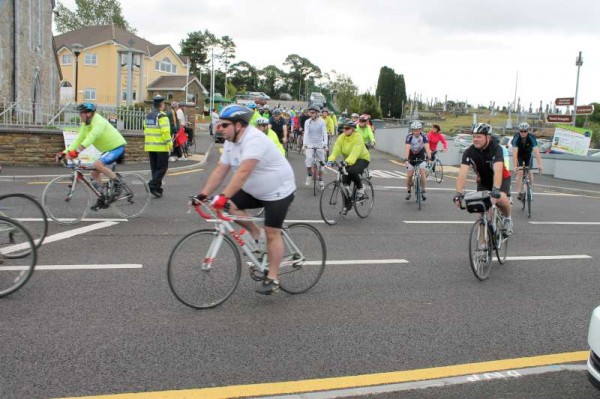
[573,51,583,127]
[71,43,84,103]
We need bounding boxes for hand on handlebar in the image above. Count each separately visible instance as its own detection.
[453,192,464,209]
[190,193,207,205]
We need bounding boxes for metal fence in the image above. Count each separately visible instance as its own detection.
[0,100,147,131]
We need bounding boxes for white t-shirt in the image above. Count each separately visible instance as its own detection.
[220,126,296,201]
[303,117,328,148]
[176,109,186,126]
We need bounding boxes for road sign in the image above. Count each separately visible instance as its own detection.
[576,105,594,115]
[555,98,574,106]
[546,114,573,123]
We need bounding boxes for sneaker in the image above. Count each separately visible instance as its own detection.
[168,156,177,162]
[112,177,123,198]
[305,176,312,186]
[356,187,365,199]
[341,207,349,216]
[421,191,427,201]
[150,189,163,198]
[177,156,186,161]
[91,196,109,211]
[405,192,411,200]
[256,278,280,295]
[318,180,325,190]
[503,218,513,236]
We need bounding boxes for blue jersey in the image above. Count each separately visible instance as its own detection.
[406,133,429,155]
[511,133,537,156]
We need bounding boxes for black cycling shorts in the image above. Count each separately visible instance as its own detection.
[230,190,294,228]
[477,177,511,197]
[517,154,532,167]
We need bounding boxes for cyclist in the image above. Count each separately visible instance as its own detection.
[269,108,288,145]
[511,122,543,201]
[404,121,432,201]
[256,117,285,156]
[193,104,296,295]
[356,114,376,149]
[61,102,127,208]
[427,124,447,171]
[303,105,328,188]
[453,123,513,235]
[247,102,260,126]
[327,120,370,214]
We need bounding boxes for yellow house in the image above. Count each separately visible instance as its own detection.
[54,24,206,107]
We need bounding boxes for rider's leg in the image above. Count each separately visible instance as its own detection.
[229,192,262,240]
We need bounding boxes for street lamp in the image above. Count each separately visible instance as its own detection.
[573,51,583,127]
[71,43,84,103]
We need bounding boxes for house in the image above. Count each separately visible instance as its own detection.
[54,24,207,109]
[0,0,62,123]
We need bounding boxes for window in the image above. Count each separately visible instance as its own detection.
[61,54,72,64]
[121,91,137,101]
[155,57,177,74]
[84,53,97,65]
[167,92,173,101]
[83,88,96,100]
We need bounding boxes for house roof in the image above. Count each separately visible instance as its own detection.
[54,24,177,59]
[147,76,208,95]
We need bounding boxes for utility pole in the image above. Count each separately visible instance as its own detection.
[573,51,583,127]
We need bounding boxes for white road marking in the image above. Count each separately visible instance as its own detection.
[495,255,592,261]
[404,220,473,224]
[530,221,600,225]
[285,219,326,223]
[317,259,409,265]
[0,264,143,271]
[16,218,128,222]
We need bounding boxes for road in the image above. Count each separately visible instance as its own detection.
[1,131,600,399]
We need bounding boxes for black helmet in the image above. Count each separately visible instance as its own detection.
[219,104,253,124]
[472,123,492,135]
[342,120,357,129]
[76,102,96,113]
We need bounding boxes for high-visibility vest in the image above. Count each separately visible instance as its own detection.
[144,109,171,152]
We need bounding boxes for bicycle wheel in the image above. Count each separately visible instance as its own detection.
[354,179,374,218]
[113,173,151,219]
[319,182,345,225]
[0,193,48,250]
[415,175,422,210]
[526,185,532,219]
[468,220,493,281]
[188,139,197,156]
[433,159,444,183]
[42,175,92,224]
[494,218,509,264]
[167,229,241,309]
[279,223,326,294]
[0,216,36,297]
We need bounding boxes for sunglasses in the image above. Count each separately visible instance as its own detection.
[359,119,367,122]
[218,122,232,128]
[343,127,353,131]
[519,130,528,133]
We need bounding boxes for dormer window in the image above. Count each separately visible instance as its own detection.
[155,57,177,74]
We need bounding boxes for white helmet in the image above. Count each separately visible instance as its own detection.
[256,117,269,126]
[517,122,530,131]
[410,121,423,130]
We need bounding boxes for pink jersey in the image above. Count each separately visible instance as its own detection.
[428,131,447,151]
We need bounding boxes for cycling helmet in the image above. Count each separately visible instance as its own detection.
[321,108,330,114]
[219,104,253,124]
[76,102,96,113]
[308,105,320,112]
[272,108,282,116]
[410,121,423,130]
[351,113,359,118]
[263,104,270,110]
[342,120,357,129]
[342,112,348,117]
[359,114,369,122]
[256,117,269,126]
[472,123,492,135]
[246,102,257,109]
[518,122,530,131]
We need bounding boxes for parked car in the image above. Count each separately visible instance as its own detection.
[500,135,513,150]
[454,134,473,149]
[279,93,292,101]
[538,139,552,153]
[591,151,600,158]
[588,306,600,390]
[587,149,600,156]
[309,92,326,108]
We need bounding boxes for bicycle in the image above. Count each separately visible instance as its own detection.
[42,159,150,224]
[319,161,374,225]
[167,200,327,309]
[459,191,509,281]
[516,166,538,219]
[306,146,327,196]
[0,215,37,297]
[425,153,444,184]
[0,193,48,251]
[408,158,427,210]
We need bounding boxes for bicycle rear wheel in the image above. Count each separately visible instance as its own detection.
[167,229,241,309]
[354,179,374,218]
[526,185,532,218]
[468,220,493,281]
[319,181,345,225]
[0,193,48,250]
[433,159,444,183]
[113,173,151,219]
[415,175,422,210]
[279,223,326,294]
[42,175,92,224]
[0,216,36,297]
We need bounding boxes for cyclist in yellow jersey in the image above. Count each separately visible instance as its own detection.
[356,114,376,148]
[256,117,285,156]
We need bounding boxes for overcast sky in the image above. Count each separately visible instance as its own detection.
[57,0,599,109]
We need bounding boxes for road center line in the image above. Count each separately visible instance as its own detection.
[56,351,588,399]
[530,221,600,225]
[404,220,473,224]
[1,264,143,271]
[497,255,592,261]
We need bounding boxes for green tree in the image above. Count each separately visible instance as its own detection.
[375,66,407,118]
[180,30,219,78]
[330,74,358,114]
[55,0,135,34]
[359,93,383,119]
[258,65,286,97]
[229,61,259,90]
[283,54,321,100]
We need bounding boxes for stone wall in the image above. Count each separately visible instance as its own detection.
[0,128,148,166]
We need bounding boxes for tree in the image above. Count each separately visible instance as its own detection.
[229,61,259,91]
[359,93,383,119]
[258,65,286,97]
[218,35,236,97]
[375,66,407,118]
[55,0,135,34]
[283,54,321,100]
[180,30,219,78]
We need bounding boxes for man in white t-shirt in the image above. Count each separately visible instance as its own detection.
[303,104,328,189]
[194,104,296,295]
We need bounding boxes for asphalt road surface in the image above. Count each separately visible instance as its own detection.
[1,131,600,399]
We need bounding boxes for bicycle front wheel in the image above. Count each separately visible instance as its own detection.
[42,175,92,224]
[279,223,326,294]
[494,218,509,264]
[0,216,36,297]
[167,229,241,309]
[0,193,48,250]
[354,179,374,218]
[415,176,422,210]
[468,220,493,281]
[433,159,444,183]
[113,173,151,219]
[320,181,345,225]
[526,185,532,219]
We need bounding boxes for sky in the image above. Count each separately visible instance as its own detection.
[56,0,600,109]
